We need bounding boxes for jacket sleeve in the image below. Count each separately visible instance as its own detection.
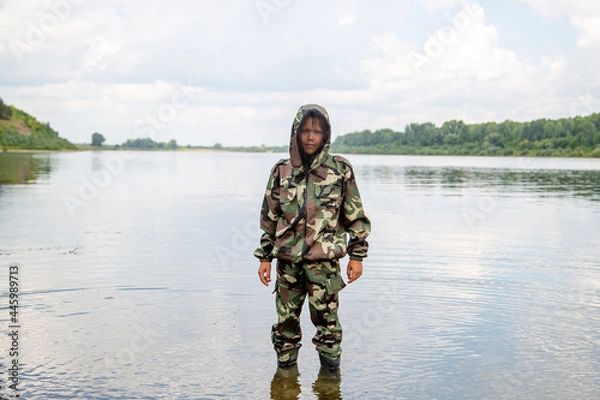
[341,163,371,260]
[253,163,281,261]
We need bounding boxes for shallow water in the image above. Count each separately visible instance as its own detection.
[0,151,599,399]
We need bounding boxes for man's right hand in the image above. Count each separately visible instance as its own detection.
[258,261,272,286]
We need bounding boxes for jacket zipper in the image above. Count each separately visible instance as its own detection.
[302,167,309,260]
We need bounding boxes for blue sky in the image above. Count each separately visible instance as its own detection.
[0,0,599,146]
[483,1,577,61]
[396,1,577,61]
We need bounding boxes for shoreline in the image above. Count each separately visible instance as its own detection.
[1,148,76,153]
[2,146,599,158]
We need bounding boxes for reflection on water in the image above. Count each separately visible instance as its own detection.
[270,365,301,399]
[311,368,342,400]
[0,152,53,185]
[402,166,600,200]
[357,163,600,201]
[0,152,598,399]
[270,365,342,400]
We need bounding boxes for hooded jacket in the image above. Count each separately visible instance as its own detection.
[254,104,371,263]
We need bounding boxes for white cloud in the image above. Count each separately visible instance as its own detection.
[361,3,576,128]
[571,16,600,46]
[0,0,598,146]
[519,0,600,19]
[82,35,121,71]
[338,12,356,27]
[420,0,468,12]
[520,0,600,46]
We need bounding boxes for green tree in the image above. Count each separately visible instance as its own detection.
[443,133,458,145]
[0,97,12,120]
[487,132,504,147]
[328,112,600,157]
[576,120,596,146]
[123,138,158,148]
[91,132,106,147]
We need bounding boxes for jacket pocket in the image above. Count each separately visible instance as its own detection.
[325,275,346,294]
[315,185,342,211]
[276,186,299,237]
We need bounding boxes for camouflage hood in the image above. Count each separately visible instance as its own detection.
[289,104,331,168]
[254,103,370,263]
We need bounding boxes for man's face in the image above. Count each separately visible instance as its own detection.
[298,117,324,156]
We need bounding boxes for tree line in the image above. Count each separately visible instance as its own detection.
[90,133,178,150]
[120,137,178,149]
[331,113,600,157]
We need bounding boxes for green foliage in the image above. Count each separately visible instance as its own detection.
[121,137,178,150]
[0,152,52,184]
[0,126,76,150]
[0,98,12,120]
[0,104,76,150]
[8,106,60,138]
[331,113,600,157]
[91,132,106,147]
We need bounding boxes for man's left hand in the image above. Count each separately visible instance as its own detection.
[347,259,363,283]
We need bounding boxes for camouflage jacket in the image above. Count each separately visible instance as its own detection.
[254,104,371,263]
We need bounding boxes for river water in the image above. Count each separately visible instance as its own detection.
[0,151,599,399]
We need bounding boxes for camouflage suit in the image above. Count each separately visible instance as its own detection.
[254,104,371,364]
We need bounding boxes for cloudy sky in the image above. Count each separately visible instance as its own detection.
[1,0,599,146]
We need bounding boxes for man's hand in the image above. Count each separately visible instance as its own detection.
[258,261,272,286]
[347,259,363,283]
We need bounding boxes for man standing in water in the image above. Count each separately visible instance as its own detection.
[254,104,371,371]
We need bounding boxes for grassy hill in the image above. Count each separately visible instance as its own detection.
[0,98,77,150]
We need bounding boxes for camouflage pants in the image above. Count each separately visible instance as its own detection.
[271,259,346,362]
